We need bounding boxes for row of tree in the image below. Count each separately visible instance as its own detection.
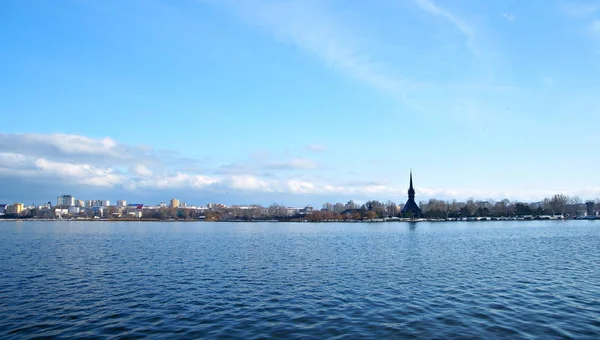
[418,194,590,218]
[2,194,595,221]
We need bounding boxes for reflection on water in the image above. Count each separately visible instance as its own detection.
[1,220,599,338]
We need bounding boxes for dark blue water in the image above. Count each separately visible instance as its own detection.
[1,221,599,339]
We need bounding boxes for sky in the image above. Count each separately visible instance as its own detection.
[1,0,600,206]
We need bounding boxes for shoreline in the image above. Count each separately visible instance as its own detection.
[1,217,597,223]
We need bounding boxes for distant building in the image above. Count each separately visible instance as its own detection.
[586,201,595,217]
[0,204,7,214]
[300,206,314,214]
[7,203,24,215]
[401,171,421,217]
[91,206,104,217]
[127,210,143,218]
[170,198,180,208]
[75,200,86,207]
[57,195,75,207]
[346,200,358,210]
[285,207,300,216]
[117,200,127,207]
[207,203,227,210]
[127,204,144,215]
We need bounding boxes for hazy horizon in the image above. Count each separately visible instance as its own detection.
[2,0,600,206]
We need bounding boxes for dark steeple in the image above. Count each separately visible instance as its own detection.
[401,170,421,217]
[408,170,415,198]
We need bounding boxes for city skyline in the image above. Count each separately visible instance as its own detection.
[2,174,598,210]
[2,0,600,205]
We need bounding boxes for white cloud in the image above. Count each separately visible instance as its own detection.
[306,144,327,153]
[0,132,159,167]
[0,133,120,157]
[228,175,274,191]
[1,132,598,203]
[0,152,127,188]
[34,158,127,187]
[413,0,477,53]
[132,164,153,177]
[128,172,218,190]
[0,152,33,169]
[285,180,315,194]
[216,0,413,98]
[502,13,516,21]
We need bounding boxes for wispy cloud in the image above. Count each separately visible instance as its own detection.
[561,4,600,42]
[563,3,600,17]
[591,20,600,38]
[266,158,319,170]
[0,132,184,170]
[502,13,516,21]
[206,0,511,125]
[215,155,319,175]
[305,144,327,153]
[213,0,415,99]
[131,164,153,177]
[542,76,555,88]
[413,0,477,53]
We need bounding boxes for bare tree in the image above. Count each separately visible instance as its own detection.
[549,194,569,215]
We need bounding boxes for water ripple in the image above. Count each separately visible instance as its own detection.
[1,220,599,338]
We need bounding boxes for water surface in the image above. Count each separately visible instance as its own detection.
[1,220,599,338]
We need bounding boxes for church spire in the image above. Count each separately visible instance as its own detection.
[408,170,415,198]
[401,169,421,217]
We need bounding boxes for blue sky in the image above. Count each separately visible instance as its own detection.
[1,0,600,206]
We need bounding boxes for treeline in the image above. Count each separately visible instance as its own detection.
[2,194,595,221]
[419,194,590,218]
[198,194,595,221]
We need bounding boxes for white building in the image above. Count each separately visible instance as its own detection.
[127,210,143,218]
[88,200,110,207]
[57,195,75,207]
[117,200,127,207]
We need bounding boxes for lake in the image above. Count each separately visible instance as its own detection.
[0,220,599,338]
